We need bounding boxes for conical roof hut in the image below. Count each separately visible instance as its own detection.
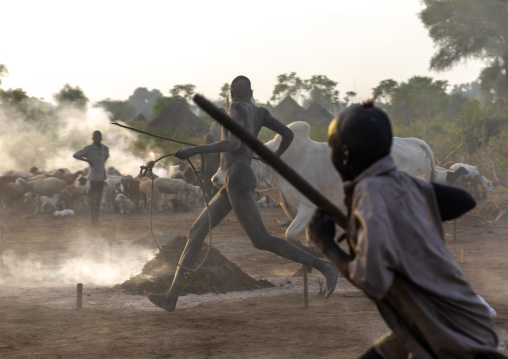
[134,113,148,122]
[273,96,306,124]
[300,102,334,126]
[146,101,208,135]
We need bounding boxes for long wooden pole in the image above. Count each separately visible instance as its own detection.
[193,94,348,229]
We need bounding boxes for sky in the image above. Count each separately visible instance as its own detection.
[1,0,484,106]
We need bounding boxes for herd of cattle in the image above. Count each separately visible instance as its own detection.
[0,163,206,217]
[0,122,494,239]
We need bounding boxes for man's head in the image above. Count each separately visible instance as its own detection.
[328,100,392,181]
[230,76,253,102]
[92,130,102,144]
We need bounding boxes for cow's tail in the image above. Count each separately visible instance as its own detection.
[418,140,436,182]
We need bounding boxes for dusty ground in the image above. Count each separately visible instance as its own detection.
[0,195,507,358]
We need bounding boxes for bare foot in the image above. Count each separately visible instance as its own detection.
[322,263,339,299]
[145,290,177,312]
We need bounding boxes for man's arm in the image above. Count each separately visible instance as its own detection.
[174,105,243,160]
[309,209,353,277]
[260,109,294,157]
[432,182,476,221]
[73,148,92,166]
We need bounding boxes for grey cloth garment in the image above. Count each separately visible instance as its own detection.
[342,155,505,359]
[73,144,109,181]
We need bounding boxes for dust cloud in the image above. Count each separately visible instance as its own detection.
[0,230,156,287]
[0,103,147,176]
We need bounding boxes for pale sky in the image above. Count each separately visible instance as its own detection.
[1,0,484,106]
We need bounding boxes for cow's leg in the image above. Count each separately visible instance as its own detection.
[227,168,337,298]
[285,205,315,243]
[285,205,325,260]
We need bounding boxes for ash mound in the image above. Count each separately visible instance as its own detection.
[117,233,274,295]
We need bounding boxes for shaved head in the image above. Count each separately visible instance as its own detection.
[328,100,392,180]
[230,75,253,101]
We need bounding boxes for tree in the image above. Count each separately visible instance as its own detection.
[342,91,357,107]
[419,0,508,98]
[95,99,137,120]
[127,87,163,118]
[53,84,89,110]
[372,79,398,104]
[169,84,195,103]
[305,75,340,113]
[0,64,7,86]
[152,84,196,115]
[388,76,449,125]
[0,88,28,106]
[271,72,307,103]
[216,83,231,109]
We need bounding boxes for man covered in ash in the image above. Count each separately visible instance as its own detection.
[309,100,505,359]
[145,75,338,312]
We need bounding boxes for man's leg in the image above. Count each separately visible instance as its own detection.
[90,181,104,225]
[146,188,232,312]
[227,178,338,297]
[89,182,98,225]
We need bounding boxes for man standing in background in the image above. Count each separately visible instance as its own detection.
[73,130,109,226]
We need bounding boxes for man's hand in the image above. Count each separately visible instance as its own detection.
[308,209,337,255]
[174,147,196,160]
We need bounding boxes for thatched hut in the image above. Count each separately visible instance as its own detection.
[134,113,148,122]
[146,101,208,135]
[300,102,334,126]
[273,96,306,124]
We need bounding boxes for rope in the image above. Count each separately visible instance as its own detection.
[110,121,214,277]
[141,153,213,278]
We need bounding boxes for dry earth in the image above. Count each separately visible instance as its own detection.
[0,195,507,358]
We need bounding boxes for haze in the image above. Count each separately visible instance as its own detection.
[1,0,483,104]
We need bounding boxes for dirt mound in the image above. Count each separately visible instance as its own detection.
[117,234,274,295]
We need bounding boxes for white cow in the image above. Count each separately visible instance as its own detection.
[212,121,437,244]
[435,166,469,186]
[449,163,492,199]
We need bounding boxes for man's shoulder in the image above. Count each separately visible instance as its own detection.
[80,144,95,152]
[356,170,432,206]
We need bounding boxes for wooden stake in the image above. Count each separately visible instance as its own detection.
[302,265,309,308]
[453,220,457,241]
[461,249,465,264]
[77,283,83,309]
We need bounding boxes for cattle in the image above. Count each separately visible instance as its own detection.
[139,177,163,212]
[115,193,136,214]
[449,163,493,199]
[212,121,437,245]
[40,194,60,214]
[435,166,469,186]
[122,175,141,212]
[16,177,67,213]
[154,177,202,207]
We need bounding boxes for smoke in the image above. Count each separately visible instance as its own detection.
[0,230,156,287]
[0,103,148,176]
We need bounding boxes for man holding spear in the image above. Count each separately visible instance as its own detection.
[146,76,338,312]
[192,94,505,358]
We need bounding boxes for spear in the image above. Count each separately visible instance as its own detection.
[193,94,348,229]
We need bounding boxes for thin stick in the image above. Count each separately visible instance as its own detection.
[110,122,198,147]
[193,94,348,229]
